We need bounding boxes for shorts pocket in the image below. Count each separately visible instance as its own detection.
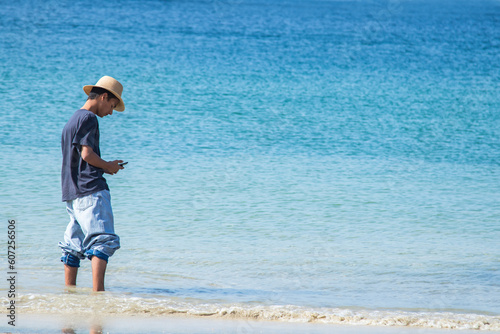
[74,195,94,211]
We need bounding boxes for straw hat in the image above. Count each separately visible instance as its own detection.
[83,76,125,111]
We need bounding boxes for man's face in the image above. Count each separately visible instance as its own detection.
[96,94,119,117]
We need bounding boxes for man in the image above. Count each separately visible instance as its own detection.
[59,76,125,291]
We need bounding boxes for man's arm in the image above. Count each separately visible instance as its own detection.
[81,145,123,175]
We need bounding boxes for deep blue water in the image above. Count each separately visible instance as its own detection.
[1,0,499,323]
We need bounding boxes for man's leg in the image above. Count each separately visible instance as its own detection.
[60,200,84,286]
[84,190,119,292]
[64,264,78,286]
[91,256,107,291]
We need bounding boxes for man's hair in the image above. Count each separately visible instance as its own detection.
[88,87,117,101]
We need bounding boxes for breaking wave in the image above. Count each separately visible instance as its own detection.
[2,293,500,331]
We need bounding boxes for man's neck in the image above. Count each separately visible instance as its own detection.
[81,100,98,115]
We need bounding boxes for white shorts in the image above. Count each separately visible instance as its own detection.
[59,190,120,267]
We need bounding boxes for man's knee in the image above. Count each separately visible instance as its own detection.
[85,249,109,262]
[61,253,81,267]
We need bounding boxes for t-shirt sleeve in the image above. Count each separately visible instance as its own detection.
[72,114,98,148]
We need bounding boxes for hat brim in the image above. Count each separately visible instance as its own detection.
[83,85,125,112]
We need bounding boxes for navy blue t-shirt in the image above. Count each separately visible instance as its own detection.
[61,109,109,201]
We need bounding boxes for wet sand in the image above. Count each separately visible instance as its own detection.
[2,313,496,334]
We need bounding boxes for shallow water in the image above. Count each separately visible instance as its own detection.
[1,0,499,330]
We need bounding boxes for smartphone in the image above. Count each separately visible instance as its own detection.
[119,162,128,167]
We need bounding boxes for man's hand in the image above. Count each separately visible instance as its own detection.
[104,160,124,175]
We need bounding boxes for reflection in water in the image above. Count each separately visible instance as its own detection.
[62,323,103,334]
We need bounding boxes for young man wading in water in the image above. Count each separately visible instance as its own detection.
[59,76,126,291]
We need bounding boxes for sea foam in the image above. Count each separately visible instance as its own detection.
[4,294,499,331]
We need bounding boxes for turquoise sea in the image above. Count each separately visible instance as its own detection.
[1,0,500,332]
